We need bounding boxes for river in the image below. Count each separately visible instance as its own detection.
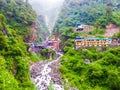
[30,52,64,90]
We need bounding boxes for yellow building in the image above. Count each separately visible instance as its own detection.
[75,37,112,49]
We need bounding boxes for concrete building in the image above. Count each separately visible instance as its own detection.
[75,37,112,49]
[76,24,94,32]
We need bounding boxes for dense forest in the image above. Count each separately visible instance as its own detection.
[54,0,120,36]
[53,0,120,90]
[0,0,36,41]
[60,47,120,90]
[0,0,36,89]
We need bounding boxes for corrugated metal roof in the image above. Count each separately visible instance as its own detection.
[87,38,111,40]
[75,39,84,41]
[75,38,112,42]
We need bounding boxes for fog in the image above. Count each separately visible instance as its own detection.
[29,0,64,35]
[29,0,64,14]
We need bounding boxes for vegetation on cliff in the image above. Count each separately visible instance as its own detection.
[0,0,36,40]
[36,15,49,43]
[0,0,37,89]
[0,14,35,89]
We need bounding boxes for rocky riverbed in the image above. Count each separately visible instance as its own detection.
[30,52,64,90]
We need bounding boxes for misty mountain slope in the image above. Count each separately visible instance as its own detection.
[36,15,49,43]
[29,0,64,39]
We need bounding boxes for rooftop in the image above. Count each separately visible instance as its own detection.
[75,37,112,41]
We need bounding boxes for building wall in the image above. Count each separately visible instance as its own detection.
[53,42,59,50]
[46,40,59,51]
[75,38,120,49]
[75,39,111,49]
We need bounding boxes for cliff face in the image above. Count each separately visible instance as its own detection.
[24,22,38,43]
[36,15,50,43]
[25,17,49,43]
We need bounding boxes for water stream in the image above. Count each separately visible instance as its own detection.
[30,52,64,90]
[29,1,65,89]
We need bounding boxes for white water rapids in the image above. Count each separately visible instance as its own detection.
[30,52,64,90]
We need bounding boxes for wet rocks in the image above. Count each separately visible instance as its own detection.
[30,52,64,90]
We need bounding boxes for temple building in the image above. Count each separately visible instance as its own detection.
[44,35,60,51]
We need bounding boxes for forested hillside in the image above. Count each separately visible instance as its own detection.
[54,0,120,34]
[0,0,36,41]
[0,0,36,89]
[60,47,120,90]
[52,0,120,89]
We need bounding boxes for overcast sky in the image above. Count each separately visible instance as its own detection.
[29,0,64,14]
[29,0,64,5]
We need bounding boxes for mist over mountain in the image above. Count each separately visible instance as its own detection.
[29,0,64,34]
[29,0,64,14]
